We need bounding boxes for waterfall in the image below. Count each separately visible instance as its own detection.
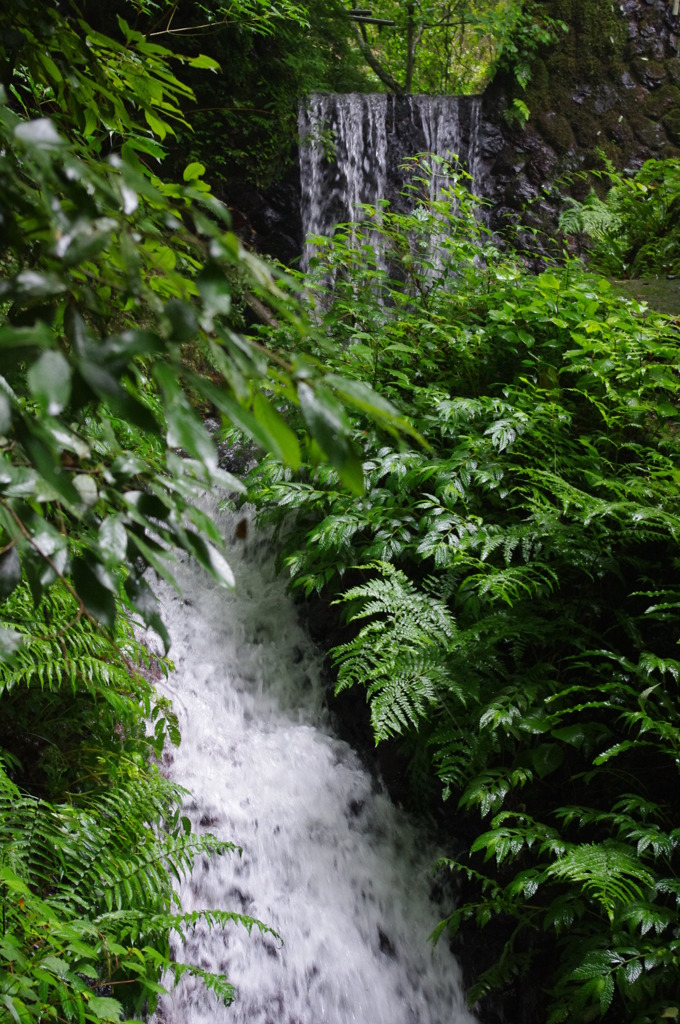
[298,92,482,268]
[151,498,477,1024]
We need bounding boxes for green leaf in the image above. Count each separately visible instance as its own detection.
[127,532,177,588]
[550,725,587,748]
[154,364,216,468]
[0,868,30,896]
[297,382,345,451]
[324,373,424,444]
[164,299,198,343]
[197,263,232,324]
[207,391,277,452]
[0,548,21,599]
[14,118,66,150]
[124,576,170,653]
[144,110,169,140]
[183,162,206,182]
[8,271,67,302]
[187,54,221,71]
[597,974,615,1013]
[252,393,301,469]
[86,996,123,1021]
[73,474,99,508]
[183,532,234,589]
[0,392,11,434]
[31,521,68,571]
[39,956,69,978]
[72,557,117,628]
[98,516,128,568]
[0,627,24,660]
[27,351,72,415]
[622,959,643,984]
[0,994,24,1024]
[0,322,54,350]
[58,218,117,267]
[569,949,613,980]
[298,383,363,494]
[23,433,81,506]
[531,743,564,778]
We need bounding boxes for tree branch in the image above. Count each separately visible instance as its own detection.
[351,23,404,93]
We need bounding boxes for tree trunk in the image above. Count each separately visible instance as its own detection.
[404,1,416,94]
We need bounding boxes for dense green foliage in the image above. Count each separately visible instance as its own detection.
[0,1,403,1020]
[0,581,277,1024]
[241,166,680,1021]
[151,0,372,187]
[3,0,678,1020]
[346,0,567,95]
[560,158,680,279]
[0,0,406,648]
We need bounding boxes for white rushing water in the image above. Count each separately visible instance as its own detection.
[298,93,388,270]
[150,498,476,1024]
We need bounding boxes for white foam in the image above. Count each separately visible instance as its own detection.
[151,499,476,1024]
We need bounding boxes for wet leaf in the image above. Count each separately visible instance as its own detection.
[253,393,300,469]
[125,576,170,653]
[0,548,21,599]
[72,557,117,628]
[14,118,66,150]
[531,743,564,778]
[197,263,232,324]
[184,531,234,589]
[154,364,216,468]
[99,516,128,567]
[27,350,71,415]
[87,996,123,1021]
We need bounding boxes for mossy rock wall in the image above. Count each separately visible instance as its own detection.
[479,0,680,244]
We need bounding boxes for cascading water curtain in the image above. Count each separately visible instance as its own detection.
[298,92,483,272]
[298,93,388,271]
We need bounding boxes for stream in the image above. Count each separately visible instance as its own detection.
[150,497,477,1024]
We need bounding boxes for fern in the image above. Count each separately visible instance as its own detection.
[241,173,680,1021]
[0,581,262,1024]
[546,843,655,918]
[559,191,622,241]
[332,562,467,741]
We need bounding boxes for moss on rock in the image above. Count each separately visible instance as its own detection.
[631,57,668,89]
[662,107,680,144]
[482,0,680,246]
[536,111,575,153]
[643,83,680,119]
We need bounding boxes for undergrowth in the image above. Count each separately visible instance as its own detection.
[0,581,273,1024]
[560,157,680,278]
[236,161,680,1022]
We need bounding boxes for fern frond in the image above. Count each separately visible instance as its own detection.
[559,192,622,240]
[96,907,280,948]
[547,843,654,918]
[332,563,463,740]
[170,962,237,1005]
[337,561,455,640]
[463,562,558,606]
[366,661,441,741]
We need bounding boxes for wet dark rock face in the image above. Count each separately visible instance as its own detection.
[222,161,304,268]
[481,0,680,248]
